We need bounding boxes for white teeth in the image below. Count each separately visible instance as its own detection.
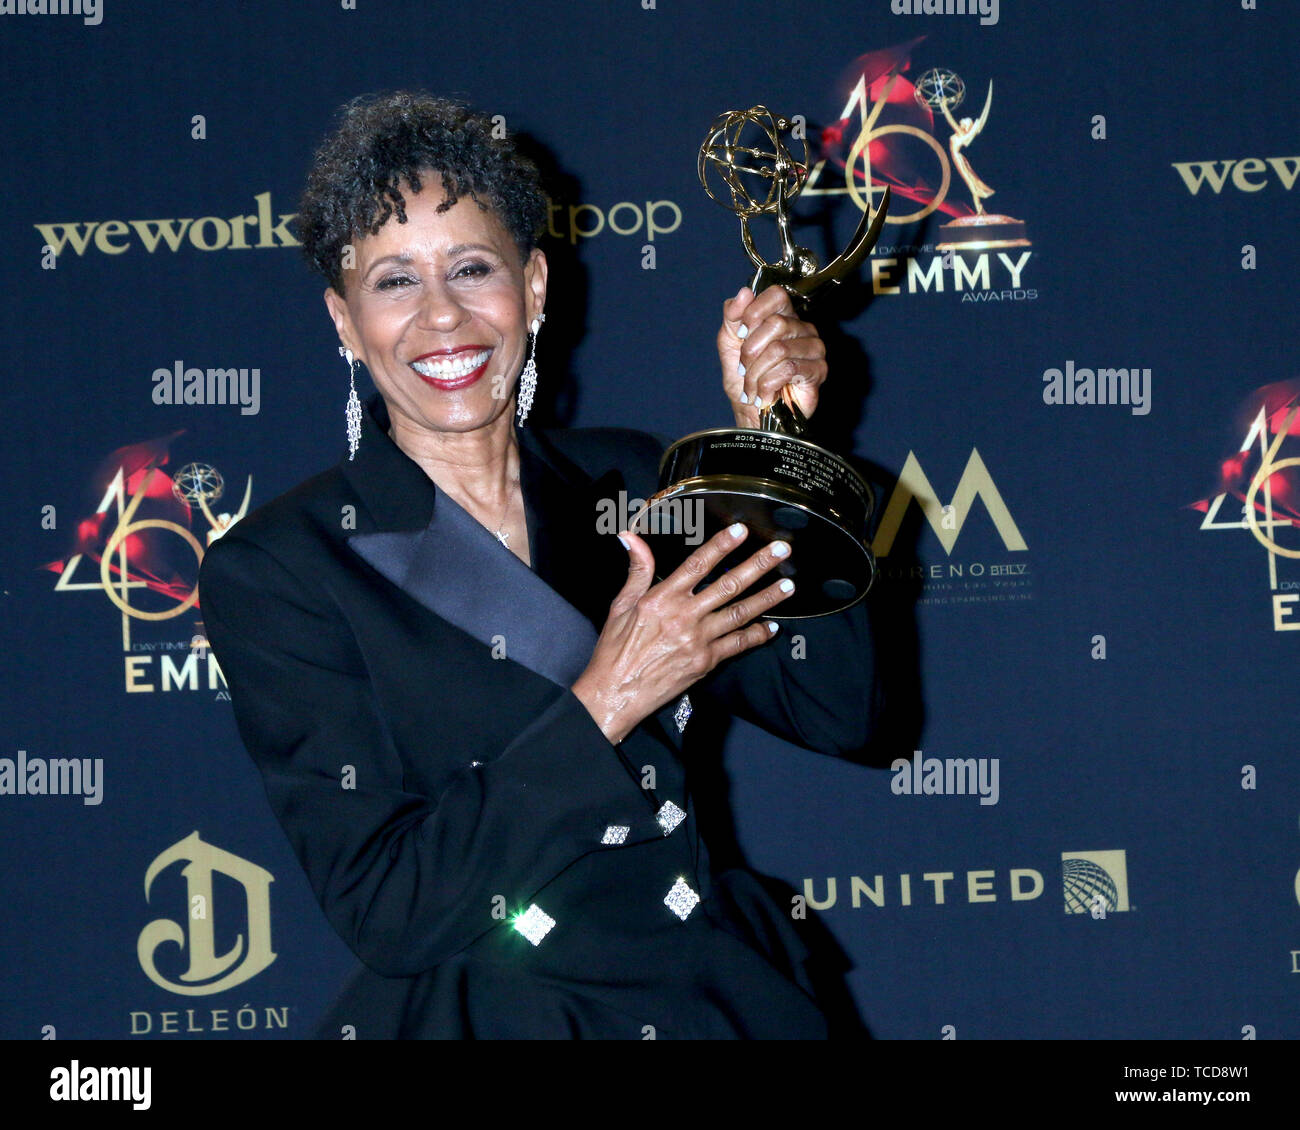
[412,349,490,379]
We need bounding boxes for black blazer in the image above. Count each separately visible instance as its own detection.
[199,395,875,1038]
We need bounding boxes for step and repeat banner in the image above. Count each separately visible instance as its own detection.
[1,0,1296,1040]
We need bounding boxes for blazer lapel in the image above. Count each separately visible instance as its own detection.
[343,396,615,688]
[358,491,599,687]
[342,397,688,809]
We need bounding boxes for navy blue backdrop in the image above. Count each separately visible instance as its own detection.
[1,0,1297,1040]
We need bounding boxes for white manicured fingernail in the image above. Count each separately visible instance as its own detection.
[771,540,790,557]
[766,620,779,634]
[729,522,746,537]
[737,362,746,378]
[753,395,763,409]
[737,324,749,339]
[617,532,630,550]
[779,578,795,593]
[739,391,749,404]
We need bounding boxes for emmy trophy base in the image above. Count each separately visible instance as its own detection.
[629,428,876,619]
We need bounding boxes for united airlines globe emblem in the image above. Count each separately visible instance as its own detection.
[1062,857,1119,915]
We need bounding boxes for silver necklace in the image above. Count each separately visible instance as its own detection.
[490,482,519,548]
[445,471,518,548]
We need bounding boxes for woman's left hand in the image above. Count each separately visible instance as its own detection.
[718,285,828,429]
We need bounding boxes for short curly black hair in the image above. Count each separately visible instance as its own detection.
[297,91,549,294]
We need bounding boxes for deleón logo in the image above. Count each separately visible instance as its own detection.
[137,831,276,995]
[43,436,252,691]
[131,832,291,1036]
[870,447,1032,605]
[1189,381,1300,632]
[803,38,1036,303]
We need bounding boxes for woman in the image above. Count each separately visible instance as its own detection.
[199,91,875,1038]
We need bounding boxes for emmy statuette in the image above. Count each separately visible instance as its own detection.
[630,107,889,618]
[911,69,1030,252]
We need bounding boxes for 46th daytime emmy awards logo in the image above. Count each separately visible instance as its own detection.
[803,38,1036,303]
[43,434,252,694]
[131,831,291,1036]
[1191,381,1300,632]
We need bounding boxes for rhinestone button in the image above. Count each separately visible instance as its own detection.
[664,878,700,921]
[673,694,693,733]
[513,903,556,946]
[601,824,630,845]
[655,800,686,836]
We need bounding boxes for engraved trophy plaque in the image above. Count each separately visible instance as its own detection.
[631,106,890,617]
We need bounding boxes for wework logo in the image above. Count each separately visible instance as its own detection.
[34,192,298,257]
[1172,156,1300,195]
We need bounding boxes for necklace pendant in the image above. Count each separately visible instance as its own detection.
[495,528,510,547]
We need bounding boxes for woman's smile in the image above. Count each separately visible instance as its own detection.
[411,346,493,389]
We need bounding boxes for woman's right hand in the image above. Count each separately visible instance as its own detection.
[571,522,795,745]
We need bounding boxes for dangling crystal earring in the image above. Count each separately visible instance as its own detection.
[515,313,545,426]
[341,346,362,460]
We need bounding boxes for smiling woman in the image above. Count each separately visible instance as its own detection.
[323,182,545,554]
[197,91,877,1039]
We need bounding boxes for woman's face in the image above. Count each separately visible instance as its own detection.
[325,175,547,439]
